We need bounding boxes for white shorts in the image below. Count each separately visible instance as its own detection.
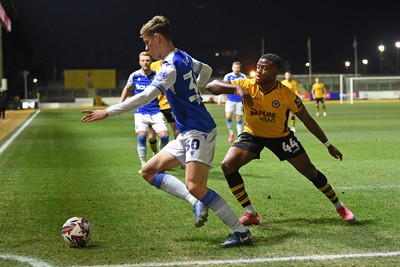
[134,112,168,133]
[162,128,217,168]
[225,100,243,115]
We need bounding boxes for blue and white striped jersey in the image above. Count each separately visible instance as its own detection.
[150,49,216,133]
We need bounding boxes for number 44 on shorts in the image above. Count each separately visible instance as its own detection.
[282,138,300,153]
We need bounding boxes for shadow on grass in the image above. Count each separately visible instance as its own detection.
[177,235,298,249]
[67,244,100,249]
[270,216,368,226]
[165,218,370,249]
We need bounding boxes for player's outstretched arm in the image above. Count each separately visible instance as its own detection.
[206,80,233,95]
[81,110,109,122]
[81,85,161,123]
[206,80,253,107]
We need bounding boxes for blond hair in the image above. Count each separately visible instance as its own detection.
[140,15,172,40]
[139,51,152,59]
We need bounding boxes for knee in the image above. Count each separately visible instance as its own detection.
[306,170,319,181]
[141,164,157,183]
[302,165,318,180]
[221,159,236,174]
[310,170,327,187]
[138,135,147,146]
[293,158,317,180]
[187,183,196,195]
[160,134,169,144]
[186,182,202,199]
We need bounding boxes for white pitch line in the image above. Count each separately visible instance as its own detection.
[336,185,400,190]
[78,251,400,267]
[0,254,52,267]
[0,109,41,155]
[2,251,400,267]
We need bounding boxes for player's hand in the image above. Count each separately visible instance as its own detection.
[327,145,342,161]
[235,86,253,107]
[81,110,109,122]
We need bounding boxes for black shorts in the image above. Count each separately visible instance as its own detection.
[161,108,175,123]
[232,132,305,161]
[315,98,325,104]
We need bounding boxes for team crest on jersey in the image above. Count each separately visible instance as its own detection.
[272,100,280,108]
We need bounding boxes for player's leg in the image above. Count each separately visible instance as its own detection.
[141,148,197,206]
[142,133,210,228]
[221,133,261,225]
[157,130,169,149]
[169,122,179,138]
[162,108,179,138]
[225,100,235,142]
[148,126,158,154]
[151,112,169,150]
[184,129,252,246]
[135,114,150,173]
[185,160,252,247]
[236,114,243,136]
[136,132,147,174]
[235,102,244,135]
[315,99,320,116]
[286,152,354,221]
[321,99,327,116]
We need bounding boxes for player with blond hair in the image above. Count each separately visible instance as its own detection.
[119,51,169,173]
[81,15,252,247]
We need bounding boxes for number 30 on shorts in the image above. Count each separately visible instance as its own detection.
[186,138,200,152]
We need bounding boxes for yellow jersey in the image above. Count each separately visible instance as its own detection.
[150,60,162,71]
[312,82,325,99]
[281,79,298,95]
[230,79,304,138]
[150,60,170,110]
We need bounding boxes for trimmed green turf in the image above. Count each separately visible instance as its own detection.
[0,102,399,266]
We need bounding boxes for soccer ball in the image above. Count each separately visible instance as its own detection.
[61,217,92,247]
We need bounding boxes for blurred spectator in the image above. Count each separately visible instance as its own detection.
[0,87,8,119]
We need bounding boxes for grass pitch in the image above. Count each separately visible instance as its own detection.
[0,101,399,266]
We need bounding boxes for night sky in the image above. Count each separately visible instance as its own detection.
[3,0,400,96]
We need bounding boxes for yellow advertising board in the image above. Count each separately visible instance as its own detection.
[64,69,116,89]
